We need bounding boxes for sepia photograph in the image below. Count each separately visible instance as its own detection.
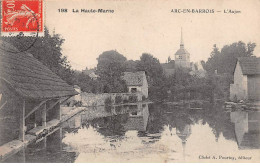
[0,0,260,163]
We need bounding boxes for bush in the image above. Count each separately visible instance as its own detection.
[129,95,138,103]
[115,95,122,104]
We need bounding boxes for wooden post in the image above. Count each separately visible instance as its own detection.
[19,100,25,142]
[43,137,47,148]
[56,100,61,120]
[42,102,47,126]
[59,128,62,150]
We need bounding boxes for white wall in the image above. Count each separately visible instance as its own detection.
[230,62,248,101]
[127,76,148,98]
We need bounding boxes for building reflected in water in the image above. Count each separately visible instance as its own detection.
[3,103,260,163]
[123,104,149,132]
[230,111,260,149]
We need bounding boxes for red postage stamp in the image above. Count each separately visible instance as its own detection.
[1,0,44,36]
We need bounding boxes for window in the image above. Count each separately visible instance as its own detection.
[131,111,138,116]
[131,88,137,93]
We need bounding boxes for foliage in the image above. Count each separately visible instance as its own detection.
[136,53,164,86]
[203,42,256,74]
[200,41,256,100]
[135,53,166,101]
[125,60,138,72]
[97,50,128,93]
[72,71,102,93]
[2,27,75,85]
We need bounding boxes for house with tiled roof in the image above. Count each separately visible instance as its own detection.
[122,71,148,98]
[230,56,260,101]
[0,41,77,145]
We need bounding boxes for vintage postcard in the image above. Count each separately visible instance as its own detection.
[0,0,260,163]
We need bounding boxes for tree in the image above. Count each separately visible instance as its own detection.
[96,50,128,93]
[136,53,164,86]
[2,27,74,84]
[204,41,256,74]
[73,71,102,93]
[125,60,138,72]
[136,53,166,101]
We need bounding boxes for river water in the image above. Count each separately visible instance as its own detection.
[4,103,260,162]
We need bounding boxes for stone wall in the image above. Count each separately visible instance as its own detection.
[81,92,142,107]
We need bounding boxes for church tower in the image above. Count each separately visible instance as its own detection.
[175,28,190,68]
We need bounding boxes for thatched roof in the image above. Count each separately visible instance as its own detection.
[123,71,146,86]
[0,41,78,99]
[237,57,260,75]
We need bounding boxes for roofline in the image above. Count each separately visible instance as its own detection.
[234,58,260,76]
[0,77,78,100]
[232,59,239,75]
[0,77,22,99]
[174,52,190,55]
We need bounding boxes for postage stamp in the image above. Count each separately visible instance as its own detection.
[1,0,44,36]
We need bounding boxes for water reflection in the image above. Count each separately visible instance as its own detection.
[4,128,78,163]
[230,111,260,149]
[3,103,260,162]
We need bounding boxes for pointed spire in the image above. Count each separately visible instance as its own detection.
[180,27,184,48]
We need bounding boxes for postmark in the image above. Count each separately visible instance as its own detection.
[1,0,44,37]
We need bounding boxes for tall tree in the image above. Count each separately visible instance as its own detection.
[96,50,127,93]
[125,60,138,72]
[136,53,166,101]
[136,53,164,86]
[205,41,256,74]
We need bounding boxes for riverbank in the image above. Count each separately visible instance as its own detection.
[225,101,260,112]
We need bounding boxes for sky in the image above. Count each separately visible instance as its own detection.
[46,0,260,70]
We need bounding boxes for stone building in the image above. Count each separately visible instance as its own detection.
[122,71,148,98]
[230,57,260,101]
